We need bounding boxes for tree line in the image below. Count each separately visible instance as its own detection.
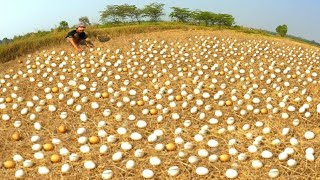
[53,3,235,31]
[1,3,292,44]
[99,3,235,26]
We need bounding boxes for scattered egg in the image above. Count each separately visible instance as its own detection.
[101,169,113,179]
[196,167,209,176]
[38,166,50,175]
[225,169,238,179]
[84,160,96,170]
[142,169,154,179]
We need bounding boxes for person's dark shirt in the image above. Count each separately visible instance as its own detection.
[66,30,87,39]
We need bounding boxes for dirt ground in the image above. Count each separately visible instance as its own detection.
[0,29,319,179]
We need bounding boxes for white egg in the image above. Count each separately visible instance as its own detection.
[34,152,45,159]
[38,166,50,174]
[242,124,250,130]
[80,113,88,122]
[194,134,204,142]
[69,153,80,161]
[15,169,25,178]
[129,89,137,96]
[142,169,154,179]
[238,153,247,161]
[84,160,96,170]
[188,155,199,164]
[59,147,70,156]
[99,145,109,153]
[229,148,238,155]
[208,154,218,162]
[98,130,107,137]
[78,136,88,144]
[172,113,180,120]
[137,120,147,128]
[304,131,315,140]
[271,139,281,146]
[121,142,133,151]
[60,112,68,119]
[48,105,57,112]
[305,147,314,154]
[287,159,297,167]
[130,132,142,140]
[202,92,210,98]
[174,136,184,144]
[225,169,238,179]
[149,156,161,166]
[261,150,273,159]
[2,114,11,120]
[289,138,299,146]
[13,154,24,162]
[134,149,145,158]
[248,145,257,153]
[80,145,90,153]
[117,127,127,135]
[281,128,290,135]
[198,149,209,157]
[13,121,22,128]
[154,129,164,136]
[284,147,295,155]
[268,168,280,178]
[126,160,135,169]
[23,160,33,168]
[306,153,315,161]
[148,134,157,142]
[196,167,209,176]
[61,163,71,173]
[112,152,123,161]
[107,135,117,143]
[155,144,165,151]
[21,108,28,115]
[168,166,180,176]
[292,119,300,126]
[252,160,263,169]
[215,110,223,117]
[278,152,288,161]
[262,127,271,134]
[101,169,113,179]
[50,137,59,144]
[128,114,136,121]
[91,102,99,109]
[79,84,87,90]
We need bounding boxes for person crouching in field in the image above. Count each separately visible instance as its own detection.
[66,23,94,52]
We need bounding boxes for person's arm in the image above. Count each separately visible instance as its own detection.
[68,38,83,52]
[83,32,94,48]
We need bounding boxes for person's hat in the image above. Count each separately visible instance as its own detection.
[78,23,86,29]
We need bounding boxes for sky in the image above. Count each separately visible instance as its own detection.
[1,0,320,42]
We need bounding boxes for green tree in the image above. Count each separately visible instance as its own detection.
[100,5,120,23]
[192,11,215,26]
[132,8,144,24]
[214,14,235,26]
[169,7,192,23]
[143,3,165,22]
[79,16,91,26]
[276,24,288,37]
[100,4,144,24]
[57,21,69,31]
[121,4,143,23]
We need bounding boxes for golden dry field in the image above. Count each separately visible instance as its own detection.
[0,29,320,179]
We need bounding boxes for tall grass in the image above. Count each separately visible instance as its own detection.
[0,22,318,64]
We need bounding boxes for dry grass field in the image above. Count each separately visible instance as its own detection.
[0,29,319,179]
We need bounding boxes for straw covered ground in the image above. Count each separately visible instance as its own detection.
[0,29,320,179]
